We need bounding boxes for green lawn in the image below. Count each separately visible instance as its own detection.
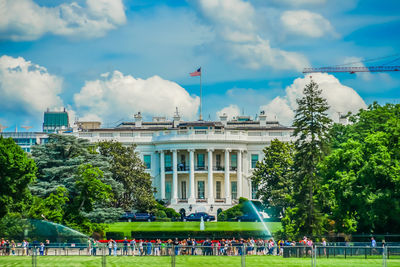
[1,255,399,267]
[107,222,282,236]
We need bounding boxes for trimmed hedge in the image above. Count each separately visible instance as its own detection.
[130,230,271,240]
[106,231,125,240]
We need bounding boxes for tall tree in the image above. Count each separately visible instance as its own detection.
[319,103,400,234]
[97,141,156,211]
[285,79,332,238]
[0,137,37,219]
[252,139,295,218]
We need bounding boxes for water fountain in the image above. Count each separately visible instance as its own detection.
[244,201,273,238]
[200,216,205,231]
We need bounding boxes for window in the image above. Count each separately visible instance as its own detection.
[99,133,113,137]
[231,181,237,200]
[197,153,205,169]
[144,155,151,169]
[231,154,237,169]
[251,154,259,168]
[179,154,186,170]
[197,181,205,199]
[165,154,172,171]
[216,181,221,199]
[216,154,221,169]
[181,181,187,199]
[251,181,257,199]
[166,182,171,200]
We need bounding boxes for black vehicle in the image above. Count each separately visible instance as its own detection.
[184,212,216,222]
[119,212,135,222]
[236,213,262,222]
[133,213,156,222]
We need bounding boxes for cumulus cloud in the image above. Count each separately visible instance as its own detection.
[260,73,367,125]
[0,55,64,119]
[0,0,126,41]
[216,105,241,120]
[195,0,309,71]
[74,71,200,123]
[281,10,335,38]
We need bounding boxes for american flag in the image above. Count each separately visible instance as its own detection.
[190,67,201,77]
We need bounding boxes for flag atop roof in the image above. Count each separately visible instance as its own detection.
[190,67,201,77]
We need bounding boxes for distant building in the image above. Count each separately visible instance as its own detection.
[64,110,295,215]
[76,121,101,131]
[43,109,69,133]
[0,132,48,153]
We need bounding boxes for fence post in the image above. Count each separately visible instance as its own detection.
[31,246,37,267]
[171,245,176,267]
[382,246,387,267]
[241,245,246,267]
[102,244,106,267]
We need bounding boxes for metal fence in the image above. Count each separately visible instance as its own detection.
[1,245,398,267]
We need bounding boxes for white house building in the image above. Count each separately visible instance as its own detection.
[66,110,295,215]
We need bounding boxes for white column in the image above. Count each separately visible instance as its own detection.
[160,150,165,200]
[224,148,231,204]
[188,149,196,204]
[171,149,178,204]
[207,148,214,204]
[237,150,242,198]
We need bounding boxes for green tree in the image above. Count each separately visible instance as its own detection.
[320,103,400,234]
[252,139,294,218]
[285,79,332,239]
[29,186,69,224]
[0,137,37,219]
[73,164,112,213]
[97,141,156,212]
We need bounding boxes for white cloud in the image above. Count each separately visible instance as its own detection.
[0,0,126,41]
[195,0,309,71]
[216,105,240,120]
[281,10,335,38]
[74,71,200,123]
[0,55,64,117]
[273,0,326,5]
[260,73,367,125]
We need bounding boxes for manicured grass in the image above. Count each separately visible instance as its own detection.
[1,255,399,267]
[107,222,282,237]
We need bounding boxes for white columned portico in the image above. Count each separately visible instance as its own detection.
[160,150,165,200]
[188,149,196,204]
[224,148,231,204]
[237,150,242,198]
[207,148,214,204]
[171,149,178,204]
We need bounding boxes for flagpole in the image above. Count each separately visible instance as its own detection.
[199,68,202,121]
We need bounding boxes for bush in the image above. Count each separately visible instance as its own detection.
[106,231,125,240]
[130,230,270,240]
[154,210,167,218]
[164,208,180,219]
[155,217,171,222]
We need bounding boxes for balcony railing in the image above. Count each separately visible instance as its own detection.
[214,198,226,203]
[195,166,206,171]
[196,198,207,202]
[213,166,224,171]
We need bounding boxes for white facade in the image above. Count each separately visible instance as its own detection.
[66,112,295,215]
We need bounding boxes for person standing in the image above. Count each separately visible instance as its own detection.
[45,239,50,256]
[39,242,44,256]
[173,238,179,256]
[130,238,136,256]
[113,240,118,256]
[10,240,16,256]
[87,238,92,255]
[92,240,98,256]
[123,237,129,256]
[108,239,113,256]
[22,240,28,256]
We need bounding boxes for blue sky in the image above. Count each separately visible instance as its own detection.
[0,0,399,131]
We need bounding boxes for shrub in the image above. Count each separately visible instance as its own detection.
[106,231,124,240]
[155,210,167,218]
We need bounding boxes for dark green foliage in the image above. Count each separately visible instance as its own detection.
[97,141,156,212]
[282,80,332,239]
[106,231,125,240]
[29,186,68,224]
[129,230,270,240]
[319,103,400,234]
[0,137,36,219]
[218,198,250,221]
[252,139,294,218]
[0,213,29,241]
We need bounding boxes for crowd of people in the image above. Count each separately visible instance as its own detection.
[104,237,291,256]
[0,238,51,256]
